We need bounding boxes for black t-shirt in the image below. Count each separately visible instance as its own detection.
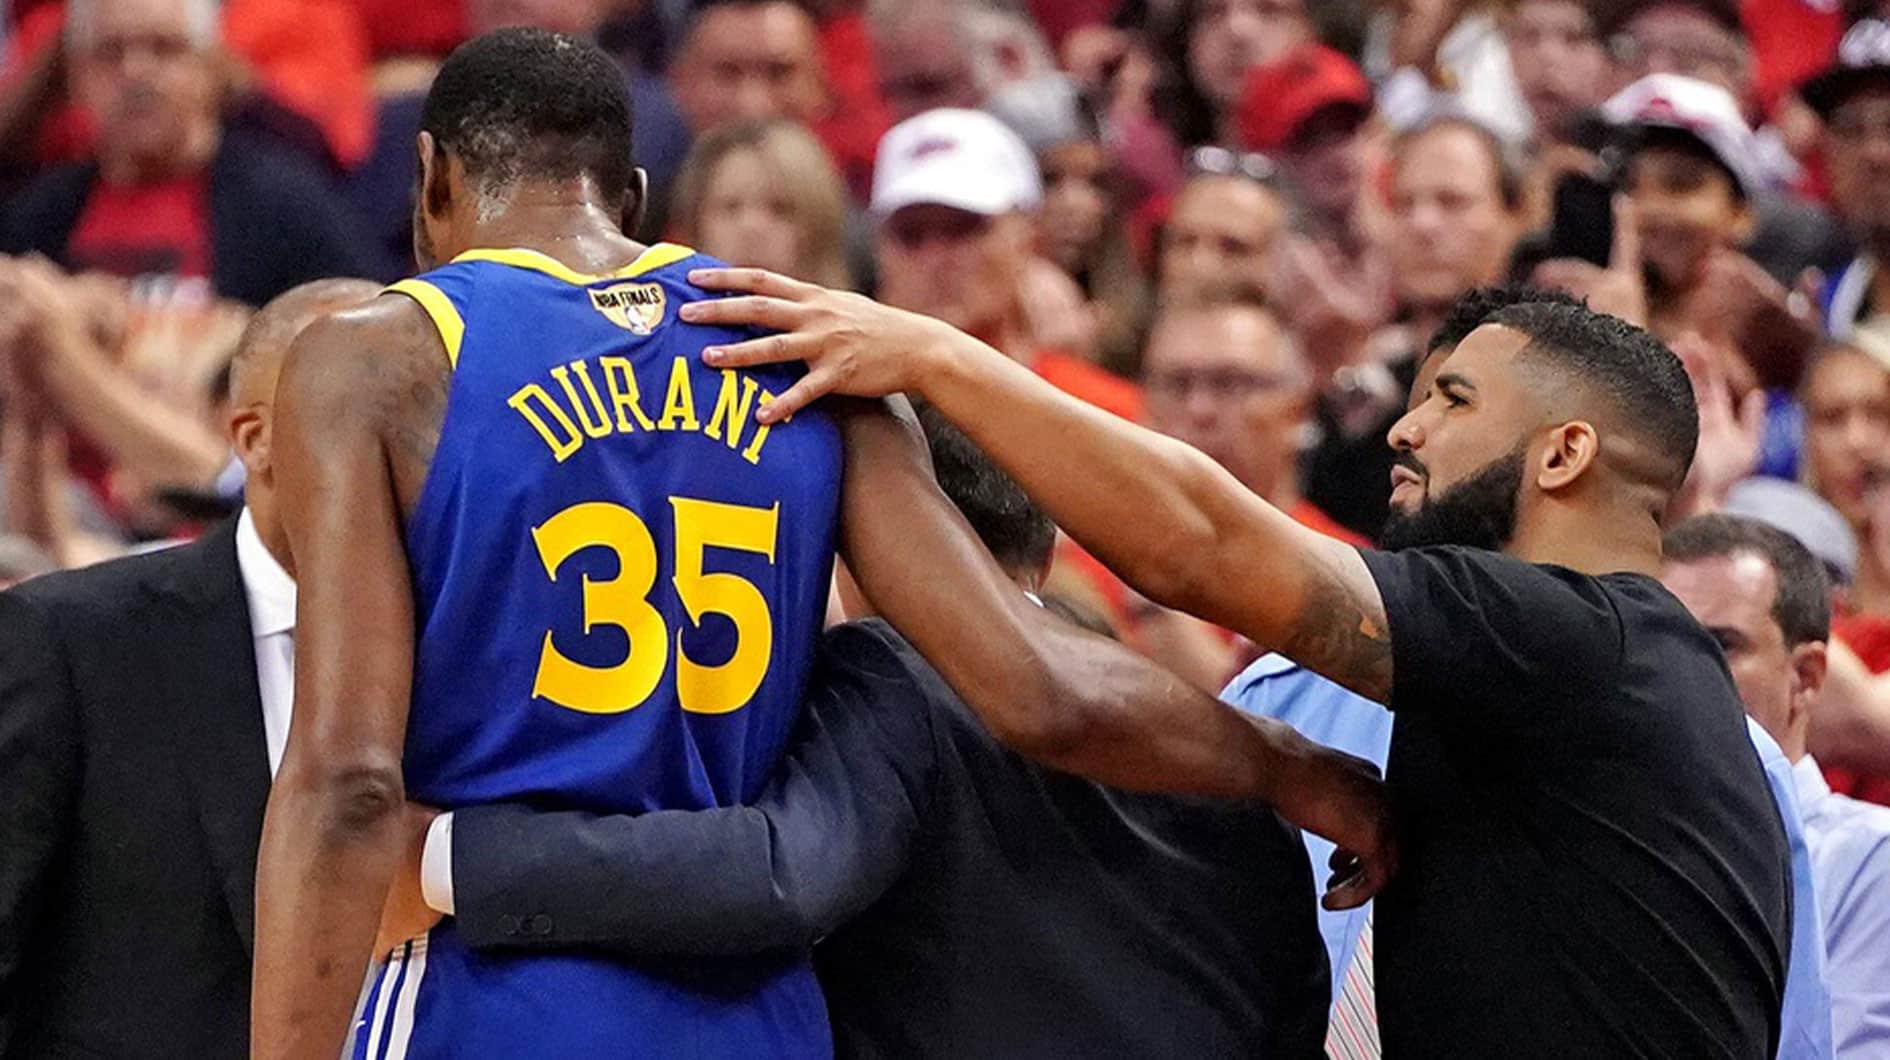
[1358,547,1791,1059]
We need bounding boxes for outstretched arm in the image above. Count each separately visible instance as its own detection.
[252,304,433,1060]
[830,398,1392,906]
[681,270,1394,704]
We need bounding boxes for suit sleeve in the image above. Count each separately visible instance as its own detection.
[0,591,79,1050]
[451,622,941,956]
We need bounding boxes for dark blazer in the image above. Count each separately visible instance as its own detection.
[0,129,392,303]
[0,520,269,1059]
[452,620,1330,1059]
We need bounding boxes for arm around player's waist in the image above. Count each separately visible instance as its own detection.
[451,622,938,956]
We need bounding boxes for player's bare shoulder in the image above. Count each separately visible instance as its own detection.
[277,291,452,511]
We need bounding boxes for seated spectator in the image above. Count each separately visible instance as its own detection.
[1800,342,1890,619]
[0,0,382,302]
[667,117,851,287]
[0,0,375,176]
[1239,43,1373,241]
[1796,338,1890,805]
[1156,155,1288,307]
[1607,0,1750,103]
[867,0,983,121]
[869,107,1141,422]
[1604,0,1848,282]
[1501,0,1612,149]
[868,0,1063,124]
[668,0,827,142]
[1810,19,1890,339]
[1142,284,1357,544]
[1153,0,1316,148]
[1663,514,1890,1056]
[1535,74,1823,487]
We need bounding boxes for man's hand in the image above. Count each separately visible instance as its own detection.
[373,803,443,958]
[1261,720,1397,910]
[682,267,973,421]
[1533,196,1648,327]
[1670,332,1765,518]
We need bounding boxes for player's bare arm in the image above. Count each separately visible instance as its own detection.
[251,297,449,1060]
[831,397,1394,907]
[683,269,1395,705]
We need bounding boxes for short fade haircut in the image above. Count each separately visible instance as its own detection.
[1426,284,1584,357]
[917,402,1057,578]
[1665,514,1832,646]
[1488,301,1700,494]
[421,28,635,199]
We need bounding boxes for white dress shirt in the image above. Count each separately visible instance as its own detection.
[234,508,297,778]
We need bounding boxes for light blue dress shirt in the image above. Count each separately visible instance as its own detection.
[1794,755,1890,1057]
[1223,655,1834,1060]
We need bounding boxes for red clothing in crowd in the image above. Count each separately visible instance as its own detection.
[64,175,213,279]
[1031,347,1145,423]
[1,0,374,170]
[811,10,892,203]
[1830,612,1890,807]
[1740,0,1843,115]
[345,0,466,60]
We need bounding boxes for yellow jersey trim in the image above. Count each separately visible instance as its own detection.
[385,278,465,368]
[450,243,696,285]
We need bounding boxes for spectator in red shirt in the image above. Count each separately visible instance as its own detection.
[868,107,1141,422]
[0,0,381,301]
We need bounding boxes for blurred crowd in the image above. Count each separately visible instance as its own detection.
[5,0,1890,800]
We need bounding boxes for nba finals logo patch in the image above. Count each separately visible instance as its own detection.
[589,282,666,334]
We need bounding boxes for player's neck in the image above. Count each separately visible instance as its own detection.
[462,187,643,274]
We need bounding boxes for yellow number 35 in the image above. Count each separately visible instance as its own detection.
[528,496,780,716]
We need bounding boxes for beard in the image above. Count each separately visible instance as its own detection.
[1380,445,1527,552]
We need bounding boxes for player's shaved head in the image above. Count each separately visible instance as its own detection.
[230,278,383,407]
[421,27,635,199]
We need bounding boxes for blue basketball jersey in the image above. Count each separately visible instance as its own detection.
[353,244,841,1060]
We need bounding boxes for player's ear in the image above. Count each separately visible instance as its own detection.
[623,167,650,239]
[416,131,451,219]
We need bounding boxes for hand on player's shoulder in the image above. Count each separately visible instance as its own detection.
[679,267,966,422]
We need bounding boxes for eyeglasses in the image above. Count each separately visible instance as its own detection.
[1186,146,1280,185]
[1608,32,1742,83]
[1144,365,1296,402]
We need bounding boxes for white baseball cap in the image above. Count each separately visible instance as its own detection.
[870,108,1043,218]
[1602,74,1763,198]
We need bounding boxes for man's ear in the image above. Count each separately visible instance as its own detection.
[1788,639,1829,729]
[623,167,650,238]
[229,404,270,480]
[416,131,451,219]
[1535,420,1600,492]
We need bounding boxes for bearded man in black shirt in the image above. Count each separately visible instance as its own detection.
[681,269,1794,1058]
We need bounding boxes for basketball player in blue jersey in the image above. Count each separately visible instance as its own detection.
[251,27,1395,1060]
